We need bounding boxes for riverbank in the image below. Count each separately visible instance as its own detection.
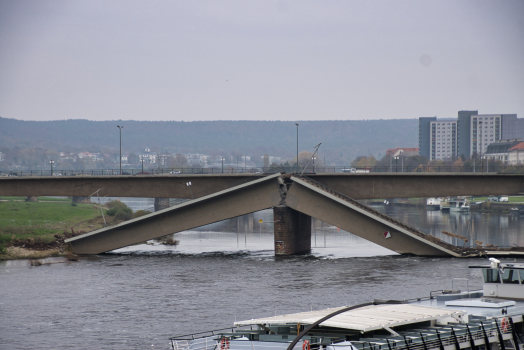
[470,201,524,213]
[0,197,171,260]
[0,197,112,260]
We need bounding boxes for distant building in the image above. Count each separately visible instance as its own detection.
[508,142,524,165]
[78,152,103,162]
[259,156,282,164]
[59,152,78,163]
[139,148,157,164]
[419,111,524,160]
[386,148,419,158]
[432,119,457,160]
[158,154,170,166]
[185,153,209,165]
[484,139,522,163]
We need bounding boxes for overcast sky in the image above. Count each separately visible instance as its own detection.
[0,0,523,122]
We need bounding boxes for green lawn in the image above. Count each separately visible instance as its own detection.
[0,200,103,244]
[471,196,524,203]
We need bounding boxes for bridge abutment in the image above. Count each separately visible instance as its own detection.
[273,205,311,255]
[154,198,170,211]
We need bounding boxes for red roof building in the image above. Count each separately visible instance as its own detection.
[508,142,524,164]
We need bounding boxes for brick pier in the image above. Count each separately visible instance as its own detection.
[273,205,311,255]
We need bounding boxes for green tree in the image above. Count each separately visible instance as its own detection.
[128,152,139,165]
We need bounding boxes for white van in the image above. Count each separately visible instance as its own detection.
[499,196,509,202]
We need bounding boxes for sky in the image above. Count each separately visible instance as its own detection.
[0,0,523,122]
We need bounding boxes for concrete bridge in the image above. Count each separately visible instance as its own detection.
[1,172,523,199]
[1,172,523,256]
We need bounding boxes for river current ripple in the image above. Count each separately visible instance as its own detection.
[1,204,521,349]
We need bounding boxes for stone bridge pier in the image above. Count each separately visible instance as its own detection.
[154,198,170,211]
[273,205,311,255]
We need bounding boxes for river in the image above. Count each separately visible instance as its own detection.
[1,203,522,349]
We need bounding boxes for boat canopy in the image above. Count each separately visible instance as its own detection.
[234,304,465,333]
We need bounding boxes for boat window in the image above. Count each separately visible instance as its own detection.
[501,269,520,284]
[483,269,500,283]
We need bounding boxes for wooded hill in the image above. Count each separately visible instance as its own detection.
[0,117,418,165]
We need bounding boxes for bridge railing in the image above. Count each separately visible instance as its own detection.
[1,165,524,177]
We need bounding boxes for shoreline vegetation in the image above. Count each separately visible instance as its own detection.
[2,195,521,261]
[0,197,173,261]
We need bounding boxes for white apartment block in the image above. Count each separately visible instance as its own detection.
[471,115,501,156]
[429,119,457,160]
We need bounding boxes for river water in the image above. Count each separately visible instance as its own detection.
[1,203,523,349]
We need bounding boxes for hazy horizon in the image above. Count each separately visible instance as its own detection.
[1,1,523,122]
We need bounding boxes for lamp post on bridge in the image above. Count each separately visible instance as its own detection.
[394,156,399,172]
[479,121,483,172]
[295,123,299,173]
[49,160,55,176]
[117,125,123,175]
[221,157,224,173]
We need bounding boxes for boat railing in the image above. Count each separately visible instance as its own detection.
[171,335,306,350]
[352,319,511,350]
[171,319,513,350]
[451,278,470,296]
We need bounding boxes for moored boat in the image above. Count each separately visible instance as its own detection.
[441,199,470,213]
[170,259,524,350]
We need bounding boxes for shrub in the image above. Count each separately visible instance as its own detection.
[105,200,133,221]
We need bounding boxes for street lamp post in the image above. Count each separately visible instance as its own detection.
[141,157,144,174]
[117,125,123,175]
[49,160,55,176]
[295,123,299,173]
[394,156,399,172]
[478,121,483,172]
[221,157,224,173]
[313,156,316,173]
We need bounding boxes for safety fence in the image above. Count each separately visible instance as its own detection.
[2,165,524,177]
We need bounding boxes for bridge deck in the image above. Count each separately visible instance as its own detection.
[65,173,283,254]
[287,176,470,256]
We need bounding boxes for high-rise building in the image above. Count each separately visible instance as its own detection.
[419,111,523,161]
[429,119,458,160]
[457,110,478,158]
[418,117,436,159]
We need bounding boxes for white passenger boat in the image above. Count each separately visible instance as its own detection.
[441,199,470,213]
[426,198,442,211]
[170,259,524,350]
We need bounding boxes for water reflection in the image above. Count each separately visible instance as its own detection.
[106,198,523,256]
[375,204,523,248]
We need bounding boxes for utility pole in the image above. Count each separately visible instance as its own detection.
[117,125,123,175]
[295,123,299,173]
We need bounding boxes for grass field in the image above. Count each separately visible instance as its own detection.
[471,196,524,203]
[0,199,104,244]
